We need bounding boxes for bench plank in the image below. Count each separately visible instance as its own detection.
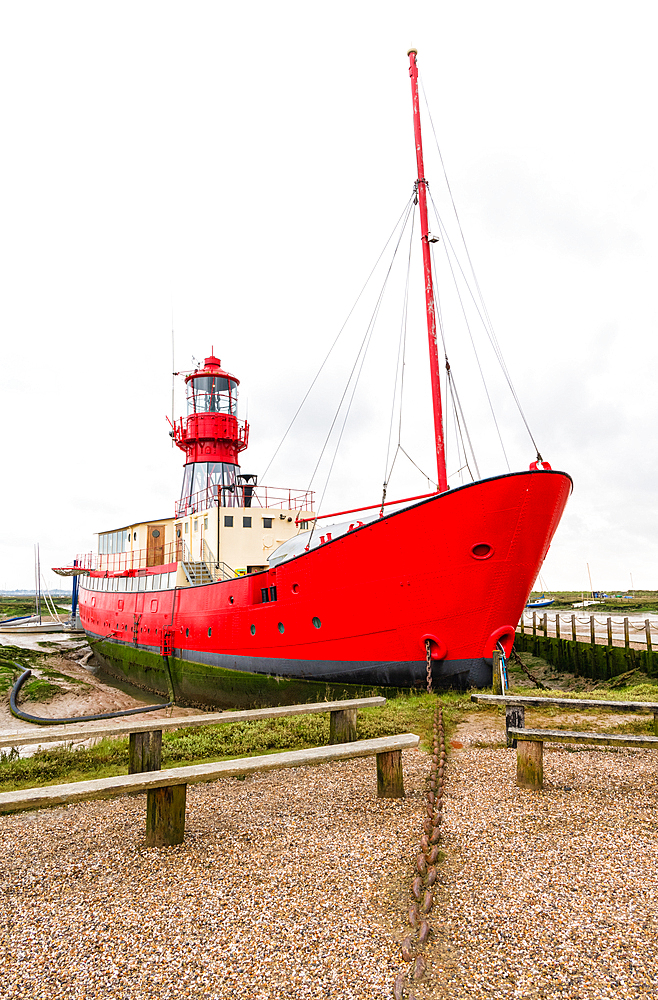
[472,694,658,712]
[508,727,658,749]
[0,733,419,815]
[0,697,387,750]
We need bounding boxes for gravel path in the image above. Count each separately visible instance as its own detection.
[0,749,428,999]
[423,715,658,1000]
[2,713,657,999]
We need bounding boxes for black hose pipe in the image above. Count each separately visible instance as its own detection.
[9,667,173,726]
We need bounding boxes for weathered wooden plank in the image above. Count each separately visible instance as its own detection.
[507,727,658,749]
[376,750,404,797]
[0,733,419,814]
[329,708,357,744]
[472,694,658,712]
[516,739,543,790]
[0,697,387,750]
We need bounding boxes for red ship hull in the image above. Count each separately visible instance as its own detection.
[80,469,571,706]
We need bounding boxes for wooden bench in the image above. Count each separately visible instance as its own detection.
[508,726,658,789]
[471,693,658,747]
[0,696,387,773]
[0,733,419,845]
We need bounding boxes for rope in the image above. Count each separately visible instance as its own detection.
[419,73,543,462]
[305,197,416,547]
[260,194,416,483]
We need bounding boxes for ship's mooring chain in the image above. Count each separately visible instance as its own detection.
[395,702,446,997]
[425,639,433,695]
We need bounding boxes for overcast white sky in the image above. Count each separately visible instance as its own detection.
[1,1,656,592]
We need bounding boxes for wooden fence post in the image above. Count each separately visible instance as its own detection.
[654,711,658,738]
[145,784,187,846]
[505,704,525,748]
[624,618,630,649]
[555,614,560,639]
[516,740,543,790]
[329,708,358,744]
[590,616,596,645]
[543,613,548,637]
[492,649,503,695]
[532,612,537,636]
[571,614,576,642]
[376,750,404,798]
[129,731,163,774]
[645,620,652,654]
[607,617,613,646]
[520,614,525,635]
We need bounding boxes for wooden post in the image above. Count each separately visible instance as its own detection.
[654,711,658,738]
[624,617,630,648]
[329,708,358,744]
[571,614,576,642]
[492,649,503,694]
[645,619,652,654]
[129,730,162,773]
[376,750,404,798]
[542,613,548,637]
[516,740,543,790]
[607,617,613,646]
[532,612,537,636]
[590,616,596,645]
[505,704,525,748]
[145,784,187,846]
[555,614,560,639]
[520,614,525,635]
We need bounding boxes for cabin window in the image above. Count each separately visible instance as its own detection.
[261,588,269,603]
[204,517,208,529]
[194,520,198,532]
[243,516,252,528]
[185,522,189,533]
[269,586,277,602]
[263,517,273,529]
[224,515,233,527]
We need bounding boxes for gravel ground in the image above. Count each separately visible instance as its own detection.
[0,748,428,1000]
[2,714,657,999]
[425,715,658,1000]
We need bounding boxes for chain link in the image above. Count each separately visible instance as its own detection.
[425,639,433,694]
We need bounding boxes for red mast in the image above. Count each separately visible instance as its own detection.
[408,49,448,493]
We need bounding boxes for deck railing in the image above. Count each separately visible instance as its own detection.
[175,483,314,518]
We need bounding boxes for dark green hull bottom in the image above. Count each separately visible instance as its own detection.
[93,639,413,710]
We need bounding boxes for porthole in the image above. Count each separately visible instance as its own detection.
[471,542,493,560]
[185,627,190,638]
[277,622,285,634]
[151,529,160,538]
[291,583,300,594]
[312,617,321,629]
[250,624,256,635]
[208,627,212,637]
[229,595,234,604]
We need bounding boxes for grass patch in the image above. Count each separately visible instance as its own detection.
[21,678,64,702]
[0,691,465,793]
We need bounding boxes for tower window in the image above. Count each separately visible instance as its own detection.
[243,516,252,528]
[224,515,234,527]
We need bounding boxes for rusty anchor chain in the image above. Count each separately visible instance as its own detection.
[396,701,447,995]
[425,639,433,695]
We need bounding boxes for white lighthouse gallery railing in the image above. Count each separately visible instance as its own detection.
[519,611,658,652]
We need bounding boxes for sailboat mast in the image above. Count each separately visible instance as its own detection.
[407,49,448,493]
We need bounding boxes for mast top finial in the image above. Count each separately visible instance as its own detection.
[407,48,418,56]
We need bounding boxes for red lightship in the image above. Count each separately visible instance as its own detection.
[59,52,571,707]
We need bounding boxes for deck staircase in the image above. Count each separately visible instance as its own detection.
[181,560,215,586]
